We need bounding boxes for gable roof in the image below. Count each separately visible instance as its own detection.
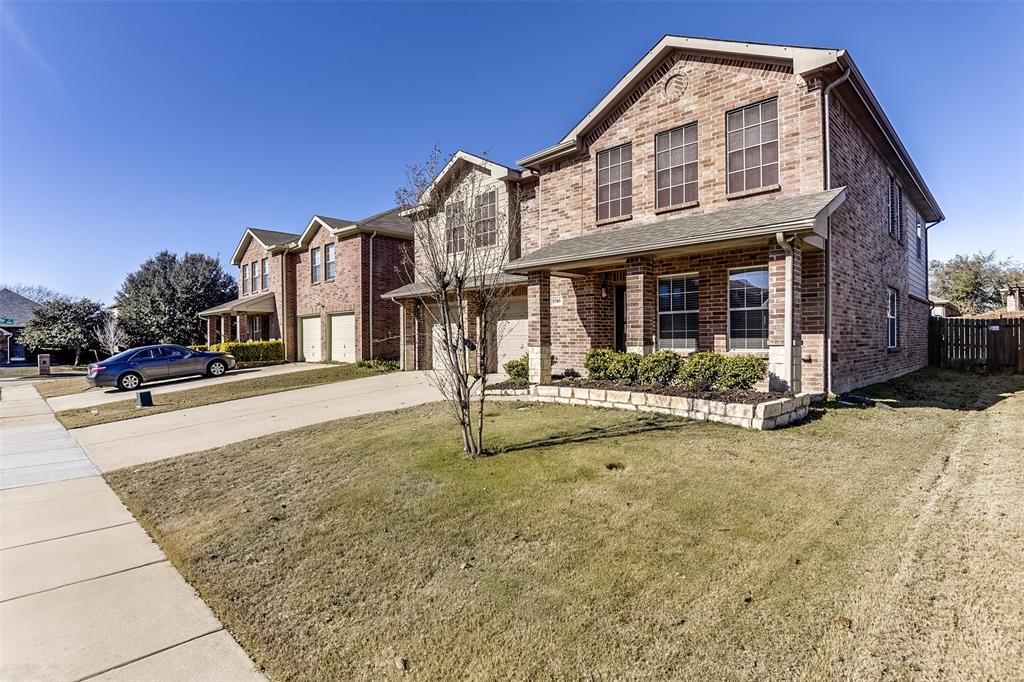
[297,207,414,248]
[416,150,525,207]
[0,288,43,327]
[231,227,301,265]
[507,188,846,272]
[516,34,942,223]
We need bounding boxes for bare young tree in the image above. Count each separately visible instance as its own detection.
[93,312,127,357]
[396,147,521,456]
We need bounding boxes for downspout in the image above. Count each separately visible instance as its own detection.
[368,231,377,360]
[279,251,288,361]
[775,232,795,392]
[822,66,852,395]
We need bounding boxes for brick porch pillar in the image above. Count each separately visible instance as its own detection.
[205,317,217,347]
[768,239,803,392]
[625,256,656,355]
[400,299,416,371]
[527,271,551,384]
[220,314,232,342]
[237,312,250,342]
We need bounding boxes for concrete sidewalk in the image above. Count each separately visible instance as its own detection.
[47,361,322,412]
[71,370,441,471]
[0,386,263,681]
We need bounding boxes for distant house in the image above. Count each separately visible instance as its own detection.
[0,288,42,364]
[930,298,961,318]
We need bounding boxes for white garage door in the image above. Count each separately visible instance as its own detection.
[496,297,529,370]
[329,313,356,363]
[300,316,322,362]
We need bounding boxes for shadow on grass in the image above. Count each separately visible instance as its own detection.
[852,367,1023,412]
[489,415,683,456]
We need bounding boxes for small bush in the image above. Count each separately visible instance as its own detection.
[216,340,284,363]
[561,367,581,379]
[187,344,208,351]
[607,352,642,383]
[503,355,529,384]
[717,354,767,390]
[584,348,619,380]
[637,350,684,385]
[355,358,400,372]
[677,352,724,391]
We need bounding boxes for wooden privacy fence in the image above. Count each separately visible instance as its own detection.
[929,317,1024,372]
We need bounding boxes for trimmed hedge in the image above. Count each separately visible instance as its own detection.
[584,348,767,390]
[208,340,284,363]
[355,358,400,372]
[503,355,529,384]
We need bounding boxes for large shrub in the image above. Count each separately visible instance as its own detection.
[584,348,619,380]
[677,352,725,391]
[637,350,684,385]
[717,354,767,390]
[213,340,284,363]
[608,352,642,383]
[503,355,529,384]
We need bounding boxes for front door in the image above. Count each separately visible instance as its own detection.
[614,285,627,352]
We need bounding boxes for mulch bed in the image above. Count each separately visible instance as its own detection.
[487,381,529,391]
[549,377,785,405]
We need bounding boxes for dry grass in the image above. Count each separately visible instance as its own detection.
[54,364,385,429]
[0,368,90,398]
[106,369,1024,681]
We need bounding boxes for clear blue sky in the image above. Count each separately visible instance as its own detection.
[2,1,1022,303]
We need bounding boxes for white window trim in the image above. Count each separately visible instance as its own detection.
[726,265,770,352]
[310,247,321,283]
[261,258,269,290]
[887,288,899,348]
[241,264,249,294]
[655,123,699,209]
[888,174,903,240]
[656,272,699,351]
[324,244,336,281]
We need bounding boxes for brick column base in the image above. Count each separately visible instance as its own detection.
[205,317,217,347]
[237,313,250,342]
[626,256,656,355]
[528,272,551,384]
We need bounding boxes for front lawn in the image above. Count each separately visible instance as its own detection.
[56,363,385,429]
[106,369,1024,680]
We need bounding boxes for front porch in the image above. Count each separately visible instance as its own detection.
[198,292,278,346]
[509,188,845,393]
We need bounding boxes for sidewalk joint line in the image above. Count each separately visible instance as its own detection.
[73,626,226,682]
[0,521,135,551]
[0,559,168,603]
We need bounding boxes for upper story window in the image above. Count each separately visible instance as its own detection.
[250,261,258,292]
[915,214,924,260]
[658,274,699,350]
[887,288,899,348]
[261,258,269,289]
[655,124,698,208]
[888,175,903,239]
[446,201,465,253]
[241,264,249,294]
[728,266,769,351]
[726,99,779,194]
[596,143,632,221]
[310,247,321,283]
[474,190,497,247]
[325,244,336,280]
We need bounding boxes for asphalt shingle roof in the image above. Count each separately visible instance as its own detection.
[507,188,846,271]
[0,288,42,327]
[249,228,301,247]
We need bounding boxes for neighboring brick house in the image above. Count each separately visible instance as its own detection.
[200,208,413,363]
[0,288,42,364]
[388,36,943,394]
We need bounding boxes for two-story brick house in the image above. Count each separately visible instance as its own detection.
[388,36,942,395]
[200,207,413,363]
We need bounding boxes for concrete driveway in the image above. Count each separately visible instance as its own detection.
[48,361,323,412]
[71,371,441,471]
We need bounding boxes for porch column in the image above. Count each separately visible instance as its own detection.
[220,313,232,342]
[768,238,803,393]
[463,293,480,376]
[237,312,251,342]
[625,256,656,355]
[400,300,415,371]
[527,271,551,384]
[205,317,217,347]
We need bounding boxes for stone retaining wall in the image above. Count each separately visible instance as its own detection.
[488,384,820,430]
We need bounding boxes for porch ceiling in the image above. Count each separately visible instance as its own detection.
[198,292,276,317]
[507,187,845,273]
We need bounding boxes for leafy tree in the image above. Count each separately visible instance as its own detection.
[929,252,1024,315]
[20,297,105,365]
[0,283,64,303]
[115,251,236,346]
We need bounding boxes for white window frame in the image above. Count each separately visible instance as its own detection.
[888,175,903,239]
[656,272,699,351]
[473,190,497,247]
[655,123,699,208]
[261,257,269,290]
[445,201,466,253]
[915,214,924,261]
[726,98,779,194]
[727,265,770,352]
[324,244,336,281]
[310,247,321,284]
[887,287,899,348]
[250,261,258,292]
[241,264,249,294]
[596,142,633,221]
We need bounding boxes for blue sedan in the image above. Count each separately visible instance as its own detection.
[87,344,237,391]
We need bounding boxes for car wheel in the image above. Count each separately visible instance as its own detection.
[117,372,142,391]
[207,360,227,377]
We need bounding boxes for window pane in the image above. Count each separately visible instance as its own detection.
[761,119,778,142]
[657,189,670,207]
[656,133,669,152]
[684,125,698,144]
[670,186,685,206]
[761,163,779,187]
[744,106,760,126]
[762,141,778,164]
[761,99,778,121]
[728,171,744,193]
[745,167,761,189]
[684,144,697,163]
[727,110,744,131]
[744,126,760,146]
[727,130,743,151]
[727,150,744,172]
[684,183,698,204]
